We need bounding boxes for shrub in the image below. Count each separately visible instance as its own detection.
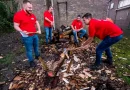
[0,0,18,33]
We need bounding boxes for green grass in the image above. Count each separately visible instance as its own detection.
[39,38,44,45]
[123,76,130,84]
[0,47,25,66]
[15,46,25,55]
[0,53,15,82]
[0,53,15,66]
[39,34,45,46]
[111,37,130,84]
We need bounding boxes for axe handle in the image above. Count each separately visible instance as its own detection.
[65,53,69,59]
[67,47,83,51]
[27,32,39,34]
[38,57,48,71]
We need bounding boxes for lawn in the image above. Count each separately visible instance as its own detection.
[112,36,130,84]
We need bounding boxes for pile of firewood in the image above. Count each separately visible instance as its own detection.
[8,42,130,90]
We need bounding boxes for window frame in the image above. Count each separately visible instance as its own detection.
[118,0,130,8]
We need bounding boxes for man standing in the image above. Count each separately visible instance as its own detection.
[81,13,123,70]
[13,0,41,67]
[71,15,87,46]
[43,6,54,44]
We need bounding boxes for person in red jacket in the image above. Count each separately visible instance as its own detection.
[13,0,41,67]
[71,15,87,45]
[81,13,123,70]
[43,6,54,44]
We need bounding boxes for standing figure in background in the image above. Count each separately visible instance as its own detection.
[43,6,54,44]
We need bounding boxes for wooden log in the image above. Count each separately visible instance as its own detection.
[44,49,68,88]
[38,57,55,77]
[62,30,72,36]
[44,53,66,89]
[66,59,73,73]
[53,53,66,76]
[38,57,48,71]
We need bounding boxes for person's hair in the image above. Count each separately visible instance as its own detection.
[77,15,81,18]
[48,6,53,9]
[82,13,92,19]
[23,0,31,4]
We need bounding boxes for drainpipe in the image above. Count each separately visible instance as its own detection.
[114,0,120,24]
[127,9,130,30]
[107,0,112,17]
[51,0,55,30]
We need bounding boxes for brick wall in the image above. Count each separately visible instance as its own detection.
[54,0,109,28]
[17,0,109,29]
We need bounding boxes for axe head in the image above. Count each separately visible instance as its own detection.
[63,48,68,54]
[63,48,69,59]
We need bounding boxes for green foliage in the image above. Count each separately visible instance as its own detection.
[0,53,14,66]
[0,0,18,33]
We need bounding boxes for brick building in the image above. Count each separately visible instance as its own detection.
[16,0,109,29]
[53,0,109,28]
[108,0,130,30]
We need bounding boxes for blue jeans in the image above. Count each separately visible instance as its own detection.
[95,35,123,66]
[73,29,87,43]
[22,35,40,62]
[44,27,53,44]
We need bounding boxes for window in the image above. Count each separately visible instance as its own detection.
[110,3,114,9]
[118,0,130,8]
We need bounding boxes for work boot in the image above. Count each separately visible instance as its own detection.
[84,34,88,40]
[35,55,40,60]
[79,38,83,42]
[29,61,37,67]
[49,40,53,44]
[89,64,101,70]
[74,42,80,47]
[102,58,113,65]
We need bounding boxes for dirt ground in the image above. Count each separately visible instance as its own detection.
[0,32,28,90]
